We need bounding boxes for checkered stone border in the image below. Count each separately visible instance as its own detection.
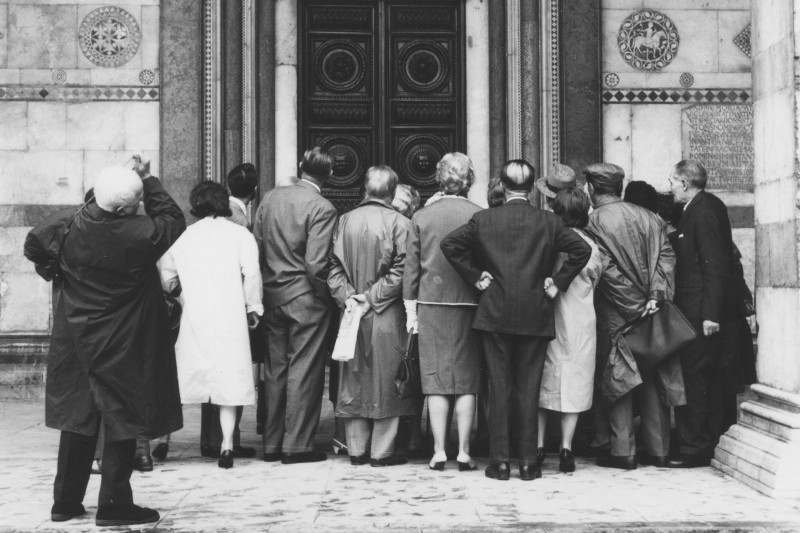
[603,89,751,104]
[0,85,160,101]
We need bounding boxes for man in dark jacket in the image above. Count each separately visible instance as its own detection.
[667,159,734,467]
[441,159,591,481]
[24,156,185,526]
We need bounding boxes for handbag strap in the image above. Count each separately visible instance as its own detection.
[404,333,417,360]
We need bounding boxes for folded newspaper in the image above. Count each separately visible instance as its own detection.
[331,305,364,362]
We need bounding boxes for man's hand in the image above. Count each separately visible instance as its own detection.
[346,294,371,314]
[702,320,720,337]
[247,311,260,330]
[543,277,559,300]
[132,154,152,180]
[642,299,659,317]
[474,271,493,291]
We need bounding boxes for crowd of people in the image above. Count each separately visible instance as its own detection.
[23,148,756,526]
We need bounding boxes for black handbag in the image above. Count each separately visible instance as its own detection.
[394,333,421,400]
[620,300,697,369]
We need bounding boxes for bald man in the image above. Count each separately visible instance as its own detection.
[25,157,185,526]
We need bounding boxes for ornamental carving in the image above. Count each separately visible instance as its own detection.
[396,134,449,188]
[310,103,370,125]
[315,40,368,94]
[733,24,751,59]
[310,8,372,31]
[393,102,453,124]
[397,41,449,94]
[319,135,367,188]
[393,8,454,31]
[79,6,142,68]
[617,10,678,71]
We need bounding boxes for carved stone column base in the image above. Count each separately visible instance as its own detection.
[713,384,800,500]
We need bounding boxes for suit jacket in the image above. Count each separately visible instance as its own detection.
[253,181,338,310]
[403,196,483,305]
[673,190,733,325]
[227,197,250,229]
[440,199,591,337]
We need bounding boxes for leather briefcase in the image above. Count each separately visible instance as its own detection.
[621,301,697,369]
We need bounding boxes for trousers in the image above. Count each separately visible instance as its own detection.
[345,417,399,460]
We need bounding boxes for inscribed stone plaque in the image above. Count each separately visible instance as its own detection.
[681,104,753,191]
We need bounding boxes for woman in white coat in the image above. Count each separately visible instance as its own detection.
[159,181,263,469]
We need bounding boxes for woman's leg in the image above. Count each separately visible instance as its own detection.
[427,395,450,464]
[219,405,237,452]
[537,409,548,448]
[561,412,579,451]
[454,394,475,463]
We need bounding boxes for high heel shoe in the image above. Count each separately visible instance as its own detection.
[456,453,477,471]
[218,450,233,469]
[429,452,447,471]
[429,461,445,471]
[559,448,575,473]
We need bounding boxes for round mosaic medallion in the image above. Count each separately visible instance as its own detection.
[79,6,142,68]
[315,41,367,94]
[52,69,68,85]
[139,69,155,85]
[397,134,448,188]
[679,72,694,88]
[397,41,449,93]
[618,10,679,71]
[319,135,366,188]
[604,73,620,88]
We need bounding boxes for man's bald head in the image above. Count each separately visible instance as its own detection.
[93,167,143,216]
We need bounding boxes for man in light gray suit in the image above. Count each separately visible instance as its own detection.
[253,147,338,464]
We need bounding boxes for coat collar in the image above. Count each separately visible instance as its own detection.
[296,179,322,194]
[678,190,706,230]
[85,201,120,221]
[358,197,394,210]
[593,195,622,209]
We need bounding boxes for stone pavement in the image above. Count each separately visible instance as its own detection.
[2,400,799,533]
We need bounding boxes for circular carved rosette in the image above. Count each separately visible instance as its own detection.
[315,40,367,94]
[318,136,366,188]
[397,41,449,94]
[618,10,679,71]
[79,6,142,68]
[396,135,448,188]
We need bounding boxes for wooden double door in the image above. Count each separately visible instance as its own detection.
[300,0,466,211]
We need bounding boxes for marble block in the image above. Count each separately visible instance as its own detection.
[660,9,719,73]
[718,10,752,73]
[753,89,794,185]
[141,5,160,69]
[27,102,66,151]
[275,0,298,66]
[19,68,90,86]
[631,104,681,190]
[755,178,797,225]
[0,150,84,205]
[0,69,20,84]
[0,102,27,150]
[123,102,160,151]
[602,103,633,181]
[65,102,125,151]
[0,4,7,69]
[0,270,50,334]
[754,287,800,395]
[7,5,78,69]
[752,0,793,55]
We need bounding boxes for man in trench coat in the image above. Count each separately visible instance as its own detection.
[24,157,185,526]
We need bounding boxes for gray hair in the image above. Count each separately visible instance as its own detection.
[93,167,142,213]
[436,152,473,195]
[364,165,398,201]
[672,159,708,190]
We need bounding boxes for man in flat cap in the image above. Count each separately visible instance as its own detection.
[583,163,684,470]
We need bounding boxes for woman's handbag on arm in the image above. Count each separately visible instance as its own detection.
[394,333,421,400]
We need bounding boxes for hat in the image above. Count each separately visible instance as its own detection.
[583,162,625,188]
[535,164,576,199]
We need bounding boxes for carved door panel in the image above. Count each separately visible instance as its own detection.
[300,1,465,212]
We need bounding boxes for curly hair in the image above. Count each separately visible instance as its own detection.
[190,181,233,219]
[435,152,474,196]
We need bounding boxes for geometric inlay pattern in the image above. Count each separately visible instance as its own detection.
[315,40,368,94]
[139,69,155,85]
[733,24,751,59]
[679,72,694,88]
[52,69,68,85]
[605,73,620,88]
[618,10,679,71]
[79,6,142,68]
[0,85,159,101]
[602,89,751,104]
[397,41,449,93]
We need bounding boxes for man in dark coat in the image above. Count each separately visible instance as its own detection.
[24,157,185,526]
[667,159,734,468]
[441,159,591,481]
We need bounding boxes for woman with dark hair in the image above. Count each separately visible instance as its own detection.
[624,181,659,213]
[158,181,263,469]
[537,187,603,473]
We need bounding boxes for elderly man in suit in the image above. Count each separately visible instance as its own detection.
[253,147,338,464]
[667,159,734,468]
[441,159,591,481]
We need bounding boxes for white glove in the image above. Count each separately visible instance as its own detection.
[404,299,418,334]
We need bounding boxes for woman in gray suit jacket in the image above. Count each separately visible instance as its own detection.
[403,153,484,471]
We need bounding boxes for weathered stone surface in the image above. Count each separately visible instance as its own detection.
[465,0,489,207]
[0,102,27,150]
[0,4,8,69]
[753,89,794,186]
[7,5,77,69]
[718,10,753,73]
[755,223,799,288]
[0,271,50,333]
[27,102,65,150]
[631,104,681,190]
[0,150,83,205]
[754,287,800,394]
[141,5,160,70]
[754,177,797,225]
[123,101,160,151]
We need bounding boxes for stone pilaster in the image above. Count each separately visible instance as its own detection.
[712,0,800,500]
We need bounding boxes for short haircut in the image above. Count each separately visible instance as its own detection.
[624,181,659,213]
[499,159,535,193]
[93,167,143,212]
[436,152,474,195]
[364,165,398,200]
[298,146,333,183]
[190,181,233,219]
[585,172,623,197]
[552,187,590,229]
[227,163,258,198]
[672,159,708,190]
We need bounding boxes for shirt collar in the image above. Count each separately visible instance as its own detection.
[300,178,321,194]
[506,196,529,204]
[229,196,247,215]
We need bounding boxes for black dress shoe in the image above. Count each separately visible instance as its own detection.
[200,446,221,458]
[232,445,256,458]
[536,447,546,467]
[639,454,669,467]
[218,450,234,469]
[519,464,542,481]
[559,448,575,473]
[666,455,711,468]
[370,455,407,467]
[596,455,637,470]
[134,453,153,472]
[51,502,86,522]
[350,454,370,465]
[484,462,510,480]
[95,504,160,527]
[282,451,327,464]
[263,452,282,462]
[151,442,169,461]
